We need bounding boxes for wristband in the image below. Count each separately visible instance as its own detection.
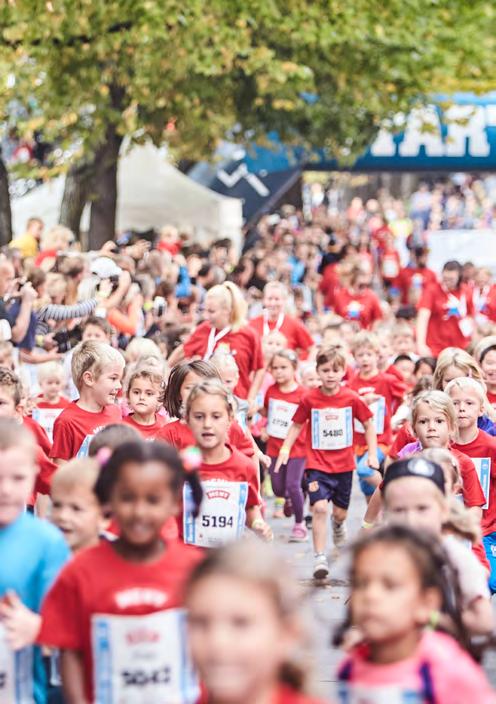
[279,445,290,455]
[361,520,375,530]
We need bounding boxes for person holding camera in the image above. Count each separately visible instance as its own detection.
[0,257,38,347]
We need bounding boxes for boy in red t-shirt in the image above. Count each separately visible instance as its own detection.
[51,341,124,462]
[347,331,406,500]
[275,347,379,580]
[123,363,166,439]
[33,361,70,442]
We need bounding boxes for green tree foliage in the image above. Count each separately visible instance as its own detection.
[1,0,496,244]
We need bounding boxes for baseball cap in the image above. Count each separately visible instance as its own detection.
[90,257,122,279]
[382,457,445,495]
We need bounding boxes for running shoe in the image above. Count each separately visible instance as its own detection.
[289,523,308,542]
[273,497,284,519]
[313,553,329,580]
[332,518,347,548]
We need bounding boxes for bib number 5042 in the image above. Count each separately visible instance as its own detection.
[201,515,234,528]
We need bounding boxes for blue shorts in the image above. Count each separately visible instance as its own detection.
[305,469,353,509]
[356,447,386,497]
[483,532,496,593]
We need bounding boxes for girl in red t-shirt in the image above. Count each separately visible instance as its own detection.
[186,540,328,704]
[185,379,272,546]
[262,350,308,542]
[123,363,167,439]
[38,440,203,704]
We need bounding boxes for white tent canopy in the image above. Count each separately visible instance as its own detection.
[11,143,243,250]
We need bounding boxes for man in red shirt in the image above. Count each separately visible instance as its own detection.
[392,246,437,307]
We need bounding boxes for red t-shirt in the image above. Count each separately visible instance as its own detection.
[487,390,496,409]
[199,447,260,509]
[452,430,496,535]
[23,415,52,456]
[157,418,254,458]
[264,384,307,458]
[249,314,314,359]
[199,684,326,704]
[36,396,70,410]
[38,540,202,703]
[393,266,437,305]
[123,413,167,440]
[417,282,474,355]
[50,402,122,460]
[292,387,372,474]
[183,322,264,399]
[347,372,406,447]
[332,288,383,329]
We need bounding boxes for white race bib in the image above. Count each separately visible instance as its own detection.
[92,610,199,704]
[337,682,423,703]
[471,457,491,510]
[184,480,248,548]
[311,407,353,450]
[0,624,33,704]
[354,397,386,435]
[382,257,399,279]
[267,399,298,440]
[31,407,64,443]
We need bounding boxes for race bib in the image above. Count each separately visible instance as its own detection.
[77,434,94,458]
[311,407,353,450]
[267,399,298,440]
[382,257,399,279]
[92,610,199,704]
[31,407,64,443]
[0,624,33,704]
[183,480,248,548]
[337,682,423,704]
[472,457,491,510]
[354,397,386,435]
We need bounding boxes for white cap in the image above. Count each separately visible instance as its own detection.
[90,257,122,279]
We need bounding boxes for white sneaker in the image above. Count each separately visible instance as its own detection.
[313,553,329,580]
[332,519,347,548]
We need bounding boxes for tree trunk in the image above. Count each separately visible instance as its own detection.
[0,156,12,246]
[87,123,123,250]
[59,159,96,239]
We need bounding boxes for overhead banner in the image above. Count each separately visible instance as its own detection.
[426,229,496,274]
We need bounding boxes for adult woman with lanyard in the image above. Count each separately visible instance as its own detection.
[169,281,265,404]
[416,259,474,357]
[249,281,314,360]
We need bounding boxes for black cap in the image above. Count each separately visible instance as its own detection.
[382,457,445,495]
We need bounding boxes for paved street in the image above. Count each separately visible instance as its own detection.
[268,476,496,701]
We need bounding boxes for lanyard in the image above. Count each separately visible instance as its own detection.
[204,325,231,360]
[263,311,284,337]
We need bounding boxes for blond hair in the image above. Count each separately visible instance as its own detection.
[210,352,239,375]
[433,348,484,391]
[0,418,36,461]
[41,224,73,252]
[206,282,247,331]
[124,337,163,364]
[411,390,457,433]
[350,330,380,354]
[71,341,124,391]
[124,362,165,398]
[444,497,481,544]
[51,458,100,494]
[45,273,67,301]
[37,361,65,384]
[391,321,414,339]
[263,281,288,297]
[444,371,496,423]
[185,378,236,419]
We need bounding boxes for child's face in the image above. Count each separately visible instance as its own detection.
[394,359,415,384]
[82,324,109,343]
[300,368,320,389]
[449,385,483,431]
[339,323,355,346]
[89,362,123,406]
[441,364,466,390]
[384,477,447,535]
[187,575,293,703]
[180,371,203,407]
[353,346,378,375]
[0,447,36,526]
[128,377,161,417]
[219,368,239,393]
[413,402,451,448]
[51,483,102,552]
[188,394,231,451]
[110,461,178,548]
[40,375,63,400]
[392,334,414,355]
[317,361,345,390]
[0,388,19,419]
[481,350,496,388]
[270,357,294,386]
[415,362,433,379]
[351,543,438,646]
[262,334,285,360]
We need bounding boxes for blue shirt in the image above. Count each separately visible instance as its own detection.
[478,415,496,437]
[0,511,70,703]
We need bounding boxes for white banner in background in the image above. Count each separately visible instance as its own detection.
[426,229,496,275]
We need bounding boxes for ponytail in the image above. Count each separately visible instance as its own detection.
[207,282,247,331]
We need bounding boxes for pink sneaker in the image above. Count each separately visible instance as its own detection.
[289,524,308,542]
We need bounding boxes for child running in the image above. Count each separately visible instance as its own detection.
[38,440,203,704]
[335,524,495,703]
[275,347,379,580]
[51,341,124,461]
[263,349,308,542]
[185,379,272,546]
[123,362,167,439]
[186,541,328,704]
[33,361,70,442]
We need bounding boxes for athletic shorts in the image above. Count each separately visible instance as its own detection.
[305,469,353,509]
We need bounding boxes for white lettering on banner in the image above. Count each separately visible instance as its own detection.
[183,480,248,548]
[0,624,33,704]
[354,398,386,435]
[337,681,423,703]
[471,458,491,510]
[31,408,63,443]
[267,399,299,440]
[92,610,199,704]
[311,407,353,450]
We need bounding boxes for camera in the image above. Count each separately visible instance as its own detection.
[153,296,166,317]
[53,330,72,354]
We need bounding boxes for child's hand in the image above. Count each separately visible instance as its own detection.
[259,454,272,470]
[0,591,41,650]
[274,446,289,473]
[251,519,273,542]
